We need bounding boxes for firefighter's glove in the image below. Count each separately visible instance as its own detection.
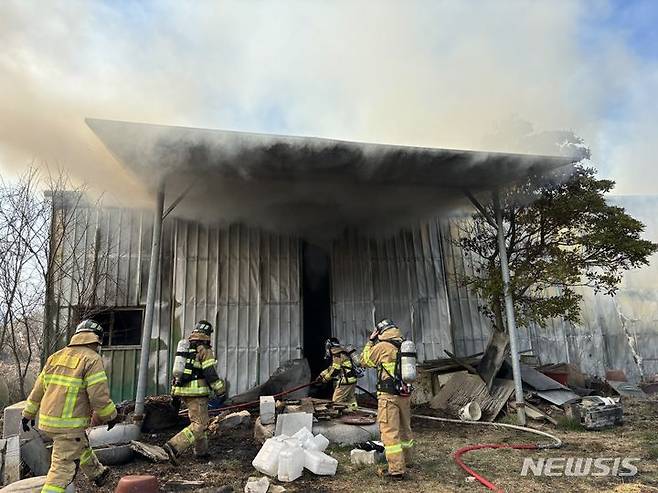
[314,376,324,385]
[369,328,379,341]
[106,415,120,431]
[21,417,34,432]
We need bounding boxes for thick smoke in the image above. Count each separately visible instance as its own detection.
[0,0,655,203]
[86,119,582,240]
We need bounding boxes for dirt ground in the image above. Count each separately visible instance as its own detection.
[71,396,658,493]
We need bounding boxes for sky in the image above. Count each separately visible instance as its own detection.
[0,0,657,203]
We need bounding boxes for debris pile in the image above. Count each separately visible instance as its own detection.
[419,350,653,429]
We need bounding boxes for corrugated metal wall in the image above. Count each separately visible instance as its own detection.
[51,206,302,400]
[330,220,454,362]
[52,206,173,402]
[171,221,302,395]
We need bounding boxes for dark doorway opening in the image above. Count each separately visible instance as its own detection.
[302,242,332,379]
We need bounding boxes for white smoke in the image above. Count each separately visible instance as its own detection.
[0,0,655,202]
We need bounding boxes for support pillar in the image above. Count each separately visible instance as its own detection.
[134,182,165,421]
[493,190,526,425]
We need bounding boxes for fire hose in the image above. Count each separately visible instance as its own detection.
[178,381,316,417]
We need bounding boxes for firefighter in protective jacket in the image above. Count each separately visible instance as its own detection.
[317,337,358,411]
[22,319,118,493]
[360,319,414,479]
[164,320,226,464]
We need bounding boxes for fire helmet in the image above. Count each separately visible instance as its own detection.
[69,319,104,346]
[193,320,213,336]
[376,319,396,334]
[325,337,341,359]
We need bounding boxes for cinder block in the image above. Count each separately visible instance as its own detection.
[1,435,21,485]
[259,396,275,425]
[20,432,51,476]
[2,402,27,439]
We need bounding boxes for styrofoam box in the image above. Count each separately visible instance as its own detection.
[277,445,305,482]
[304,449,338,476]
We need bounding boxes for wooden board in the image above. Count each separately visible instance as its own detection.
[429,373,514,421]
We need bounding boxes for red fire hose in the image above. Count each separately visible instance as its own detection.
[453,443,538,492]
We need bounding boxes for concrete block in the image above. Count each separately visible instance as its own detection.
[20,432,51,476]
[1,436,20,486]
[274,413,313,437]
[259,396,275,425]
[2,402,28,440]
[350,449,384,466]
[219,411,251,430]
[312,421,379,445]
[243,476,269,493]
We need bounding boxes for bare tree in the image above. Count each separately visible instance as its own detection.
[0,167,120,400]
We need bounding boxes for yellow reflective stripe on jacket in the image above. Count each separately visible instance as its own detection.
[42,483,66,493]
[172,379,210,396]
[361,343,375,367]
[381,361,396,376]
[61,388,79,418]
[85,370,108,387]
[332,362,341,369]
[38,414,90,429]
[24,399,39,415]
[97,401,116,417]
[43,373,84,388]
[201,358,217,369]
[384,443,403,455]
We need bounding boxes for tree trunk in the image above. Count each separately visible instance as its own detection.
[478,299,510,389]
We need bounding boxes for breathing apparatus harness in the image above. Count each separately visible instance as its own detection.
[324,337,365,383]
[371,319,416,396]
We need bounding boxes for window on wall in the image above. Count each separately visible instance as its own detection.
[74,307,144,347]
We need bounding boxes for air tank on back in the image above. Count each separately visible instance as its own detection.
[172,338,189,380]
[400,340,417,383]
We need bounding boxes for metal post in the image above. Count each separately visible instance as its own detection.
[493,189,526,425]
[134,182,165,422]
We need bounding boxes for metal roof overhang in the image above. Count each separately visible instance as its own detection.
[86,118,582,235]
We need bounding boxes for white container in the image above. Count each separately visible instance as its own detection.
[277,445,305,482]
[252,437,288,476]
[307,434,329,452]
[260,396,276,425]
[458,401,482,421]
[304,449,338,476]
[292,427,314,448]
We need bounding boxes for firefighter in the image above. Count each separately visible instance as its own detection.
[316,337,359,411]
[163,320,226,464]
[360,319,414,479]
[21,319,119,493]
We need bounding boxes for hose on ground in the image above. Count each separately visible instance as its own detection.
[358,407,562,492]
[178,381,316,417]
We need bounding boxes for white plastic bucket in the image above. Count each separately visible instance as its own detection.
[458,402,482,421]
